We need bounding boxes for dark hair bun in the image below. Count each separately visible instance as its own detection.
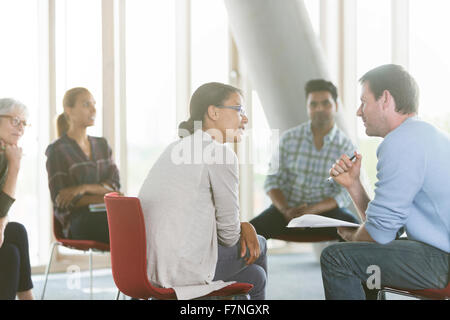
[178,119,194,138]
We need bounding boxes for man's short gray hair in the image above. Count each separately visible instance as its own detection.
[0,98,28,117]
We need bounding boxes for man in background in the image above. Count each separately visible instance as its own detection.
[250,79,359,240]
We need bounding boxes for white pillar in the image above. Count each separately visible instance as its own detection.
[224,0,356,141]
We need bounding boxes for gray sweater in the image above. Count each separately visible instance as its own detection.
[138,130,241,299]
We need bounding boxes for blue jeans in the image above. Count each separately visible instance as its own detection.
[320,240,449,300]
[214,235,268,300]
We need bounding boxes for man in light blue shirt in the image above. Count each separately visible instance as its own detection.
[320,64,449,300]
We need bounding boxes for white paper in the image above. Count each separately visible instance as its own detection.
[287,214,360,228]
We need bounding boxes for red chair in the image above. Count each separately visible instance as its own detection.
[40,215,110,300]
[378,282,450,300]
[104,192,253,300]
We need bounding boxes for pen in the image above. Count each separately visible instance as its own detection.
[326,154,357,182]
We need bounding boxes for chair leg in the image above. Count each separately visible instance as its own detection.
[116,290,121,300]
[89,249,93,300]
[377,289,386,300]
[41,242,59,300]
[232,293,250,300]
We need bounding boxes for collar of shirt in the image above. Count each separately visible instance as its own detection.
[62,133,95,161]
[305,120,338,144]
[200,129,214,142]
[198,128,227,145]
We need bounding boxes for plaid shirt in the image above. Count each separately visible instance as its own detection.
[264,121,355,209]
[45,134,120,237]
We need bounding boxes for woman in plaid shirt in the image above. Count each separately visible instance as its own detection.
[45,88,120,243]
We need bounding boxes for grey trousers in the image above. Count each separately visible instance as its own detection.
[214,235,268,300]
[320,240,449,300]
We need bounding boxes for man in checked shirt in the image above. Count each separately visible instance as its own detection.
[250,79,360,240]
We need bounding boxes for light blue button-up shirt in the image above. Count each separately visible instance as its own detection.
[365,117,450,253]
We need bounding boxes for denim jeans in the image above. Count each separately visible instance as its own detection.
[320,240,449,300]
[213,235,268,300]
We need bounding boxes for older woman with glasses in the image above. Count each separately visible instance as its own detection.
[0,98,34,300]
[138,82,267,300]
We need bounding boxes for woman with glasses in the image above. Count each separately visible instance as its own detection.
[138,82,267,300]
[45,87,120,244]
[0,98,34,300]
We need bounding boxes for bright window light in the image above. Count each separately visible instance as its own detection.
[125,0,177,196]
[0,0,41,265]
[410,0,450,133]
[55,0,103,137]
[191,0,229,93]
[355,0,391,191]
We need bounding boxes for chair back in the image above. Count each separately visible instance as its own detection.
[104,192,176,299]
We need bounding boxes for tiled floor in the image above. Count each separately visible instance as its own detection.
[32,249,324,300]
[31,242,413,300]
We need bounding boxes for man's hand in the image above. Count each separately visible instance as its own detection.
[280,204,308,222]
[0,216,9,248]
[337,227,357,242]
[240,222,260,265]
[329,152,362,189]
[55,185,86,209]
[339,224,375,243]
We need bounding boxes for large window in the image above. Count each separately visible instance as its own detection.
[55,0,103,137]
[355,0,391,193]
[125,0,177,196]
[125,0,231,197]
[190,0,230,92]
[251,91,274,216]
[410,0,450,134]
[0,0,46,265]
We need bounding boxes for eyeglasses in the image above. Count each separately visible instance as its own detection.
[0,115,30,128]
[215,105,247,117]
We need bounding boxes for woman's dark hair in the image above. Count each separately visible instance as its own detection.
[359,64,419,114]
[178,82,242,138]
[57,87,91,137]
[304,79,338,103]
